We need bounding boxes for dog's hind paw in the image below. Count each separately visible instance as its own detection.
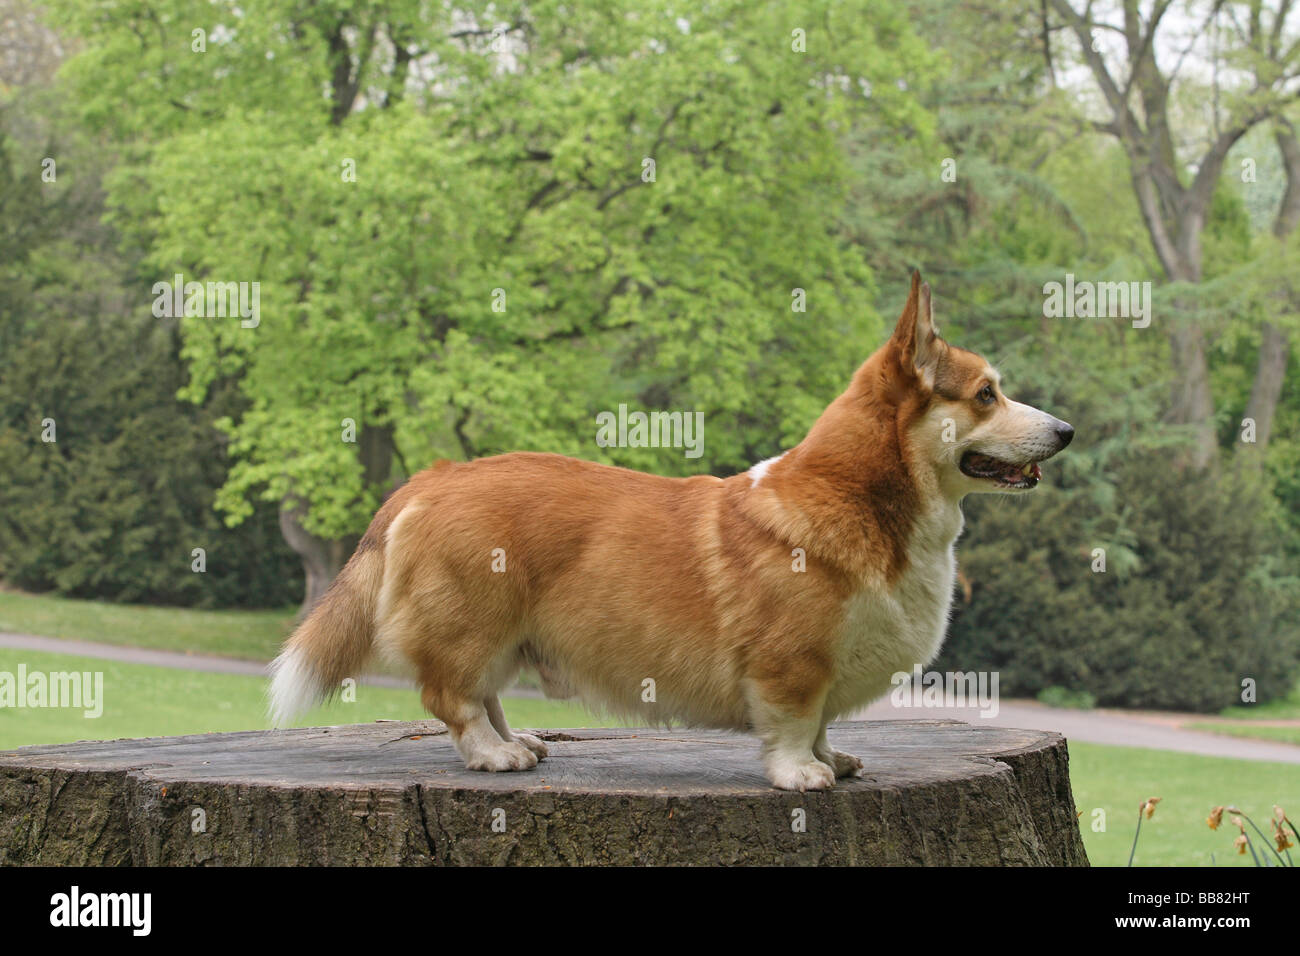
[466,740,539,772]
[816,747,864,778]
[512,732,549,760]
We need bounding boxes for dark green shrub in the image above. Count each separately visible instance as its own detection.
[0,127,301,608]
[937,453,1300,713]
[0,314,303,608]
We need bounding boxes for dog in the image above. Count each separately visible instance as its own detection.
[270,272,1073,791]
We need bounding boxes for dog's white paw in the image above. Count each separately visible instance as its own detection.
[466,740,539,772]
[767,757,837,792]
[816,748,864,778]
[512,732,548,760]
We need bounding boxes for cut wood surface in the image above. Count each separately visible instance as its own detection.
[0,719,1088,866]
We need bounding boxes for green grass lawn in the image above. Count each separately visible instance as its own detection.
[1183,680,1300,745]
[1184,722,1300,746]
[1069,741,1299,867]
[0,588,294,661]
[3,644,1297,867]
[0,588,515,684]
[1217,681,1300,721]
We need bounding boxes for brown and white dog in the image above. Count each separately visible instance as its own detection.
[270,272,1073,791]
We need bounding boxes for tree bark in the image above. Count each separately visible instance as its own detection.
[1166,318,1219,469]
[279,422,397,616]
[278,502,356,617]
[1274,125,1300,238]
[0,720,1090,866]
[1242,319,1291,451]
[1236,124,1300,455]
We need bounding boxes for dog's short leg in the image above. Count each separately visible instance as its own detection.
[745,682,836,792]
[420,680,537,772]
[484,694,548,760]
[813,724,864,778]
[437,696,539,772]
[390,594,536,772]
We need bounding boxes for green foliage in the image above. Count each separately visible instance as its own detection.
[843,0,1300,712]
[0,108,301,608]
[0,305,302,608]
[47,0,938,539]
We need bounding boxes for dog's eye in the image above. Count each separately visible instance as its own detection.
[977,385,995,404]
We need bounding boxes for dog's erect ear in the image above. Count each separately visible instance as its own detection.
[891,270,943,382]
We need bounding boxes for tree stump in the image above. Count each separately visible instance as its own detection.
[0,719,1088,866]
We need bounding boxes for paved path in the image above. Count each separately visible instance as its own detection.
[852,698,1300,764]
[3,631,1297,763]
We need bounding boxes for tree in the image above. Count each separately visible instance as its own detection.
[1241,118,1299,451]
[49,0,939,610]
[0,109,302,606]
[1045,0,1300,467]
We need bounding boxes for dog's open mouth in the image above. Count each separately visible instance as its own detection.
[959,452,1042,489]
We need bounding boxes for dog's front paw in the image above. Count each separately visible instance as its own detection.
[466,740,539,772]
[512,732,548,760]
[766,757,837,792]
[816,747,864,778]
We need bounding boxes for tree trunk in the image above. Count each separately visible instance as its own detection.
[359,421,395,488]
[278,502,356,618]
[1242,319,1291,452]
[1128,166,1220,469]
[279,423,397,616]
[1166,318,1218,469]
[0,720,1090,866]
[1238,125,1300,455]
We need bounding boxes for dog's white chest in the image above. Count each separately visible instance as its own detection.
[829,504,962,711]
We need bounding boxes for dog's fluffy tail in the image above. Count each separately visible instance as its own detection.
[269,542,384,728]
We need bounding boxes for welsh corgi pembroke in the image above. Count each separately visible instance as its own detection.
[270,272,1074,791]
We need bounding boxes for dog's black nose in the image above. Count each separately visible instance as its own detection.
[1055,421,1075,448]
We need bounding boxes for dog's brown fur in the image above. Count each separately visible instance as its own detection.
[271,272,1073,790]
